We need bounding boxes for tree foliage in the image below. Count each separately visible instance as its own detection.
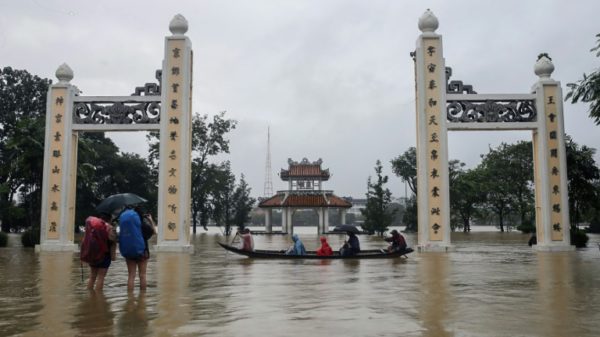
[361,160,396,236]
[478,141,534,232]
[391,147,417,194]
[566,33,600,124]
[450,167,486,232]
[565,136,600,227]
[0,67,50,232]
[211,162,236,235]
[232,174,256,229]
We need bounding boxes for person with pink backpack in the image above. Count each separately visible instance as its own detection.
[80,213,116,291]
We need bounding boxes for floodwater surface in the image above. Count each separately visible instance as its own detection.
[1,228,599,337]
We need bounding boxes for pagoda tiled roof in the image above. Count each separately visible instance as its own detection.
[280,158,330,181]
[258,192,352,208]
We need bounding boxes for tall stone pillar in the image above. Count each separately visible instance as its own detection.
[281,208,288,233]
[340,209,347,225]
[415,10,452,251]
[324,208,329,234]
[157,14,193,252]
[317,208,324,235]
[265,209,272,233]
[288,209,294,235]
[37,64,78,252]
[531,56,573,251]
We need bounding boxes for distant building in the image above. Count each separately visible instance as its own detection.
[345,197,367,218]
[258,158,352,234]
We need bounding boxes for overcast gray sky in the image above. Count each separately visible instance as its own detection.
[2,0,599,198]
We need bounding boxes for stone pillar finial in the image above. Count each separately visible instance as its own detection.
[534,53,554,79]
[169,14,188,36]
[418,9,439,33]
[55,63,73,84]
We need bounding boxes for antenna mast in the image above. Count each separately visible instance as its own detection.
[263,126,273,197]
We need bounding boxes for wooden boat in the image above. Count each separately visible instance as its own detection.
[218,242,413,259]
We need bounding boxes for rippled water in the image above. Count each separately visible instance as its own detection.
[1,228,599,337]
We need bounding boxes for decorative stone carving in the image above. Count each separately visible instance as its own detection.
[73,101,160,124]
[418,9,439,33]
[132,70,162,96]
[447,99,537,123]
[55,63,73,84]
[446,67,477,94]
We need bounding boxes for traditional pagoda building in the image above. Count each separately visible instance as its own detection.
[258,158,352,235]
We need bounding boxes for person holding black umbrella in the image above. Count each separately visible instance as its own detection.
[340,231,361,256]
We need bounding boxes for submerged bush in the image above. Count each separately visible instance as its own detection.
[570,227,589,248]
[21,227,40,248]
[0,232,7,247]
[517,222,536,234]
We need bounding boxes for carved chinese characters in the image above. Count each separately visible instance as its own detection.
[46,89,67,239]
[424,38,444,241]
[545,86,564,241]
[163,39,187,240]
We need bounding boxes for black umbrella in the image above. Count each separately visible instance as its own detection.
[95,193,147,214]
[333,224,360,234]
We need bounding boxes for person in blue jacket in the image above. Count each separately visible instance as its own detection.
[285,234,306,255]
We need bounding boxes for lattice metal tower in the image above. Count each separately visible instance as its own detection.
[263,126,274,197]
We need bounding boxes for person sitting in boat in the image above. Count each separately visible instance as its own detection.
[240,228,254,251]
[316,236,333,256]
[285,234,306,255]
[384,229,407,252]
[340,231,360,256]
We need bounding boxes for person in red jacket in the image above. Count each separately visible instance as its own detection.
[316,236,333,256]
[385,229,407,252]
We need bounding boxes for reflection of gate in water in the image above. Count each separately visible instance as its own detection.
[37,15,193,253]
[414,10,572,251]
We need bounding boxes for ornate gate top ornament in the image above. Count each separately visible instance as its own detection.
[418,9,439,33]
[169,14,188,35]
[534,53,554,79]
[55,63,73,84]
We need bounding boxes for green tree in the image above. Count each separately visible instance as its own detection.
[566,33,600,124]
[565,136,600,228]
[450,167,486,232]
[478,142,534,232]
[402,196,418,232]
[0,67,50,232]
[232,174,256,229]
[391,147,417,232]
[361,160,396,236]
[391,147,417,194]
[211,162,236,235]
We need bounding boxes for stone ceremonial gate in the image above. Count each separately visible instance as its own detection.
[37,11,573,254]
[414,10,572,252]
[38,15,193,252]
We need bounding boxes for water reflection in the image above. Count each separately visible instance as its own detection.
[536,252,575,337]
[72,291,115,336]
[34,253,75,337]
[153,253,191,335]
[418,253,453,337]
[117,291,150,336]
[1,230,599,337]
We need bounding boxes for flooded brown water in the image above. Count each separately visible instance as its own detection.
[1,228,599,337]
